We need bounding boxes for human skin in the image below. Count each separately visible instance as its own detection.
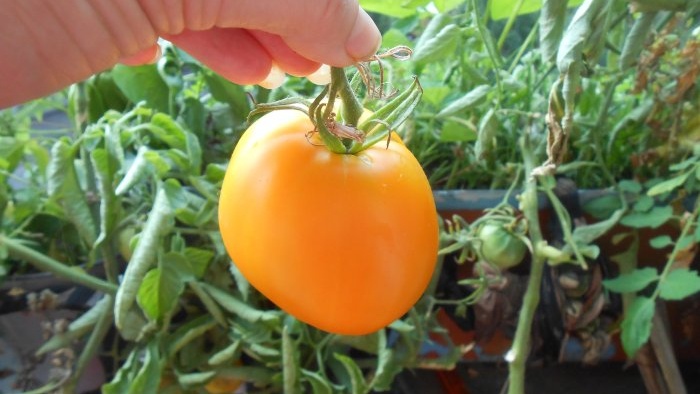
[0,0,381,108]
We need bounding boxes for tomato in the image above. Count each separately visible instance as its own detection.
[205,377,243,394]
[218,109,439,335]
[477,223,527,269]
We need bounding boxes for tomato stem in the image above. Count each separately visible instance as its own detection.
[507,133,547,394]
[330,66,364,128]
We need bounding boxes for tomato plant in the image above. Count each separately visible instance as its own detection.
[218,104,439,335]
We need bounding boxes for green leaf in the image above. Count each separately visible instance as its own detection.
[111,64,169,113]
[149,113,187,151]
[103,341,161,394]
[413,14,453,63]
[47,139,98,247]
[621,296,655,358]
[619,179,643,193]
[659,269,700,300]
[633,195,654,212]
[647,172,690,196]
[603,267,659,294]
[162,251,195,282]
[437,85,491,118]
[166,315,217,358]
[143,150,172,176]
[412,24,462,66]
[369,330,403,391]
[557,0,611,75]
[649,235,673,249]
[582,194,623,220]
[619,12,658,70]
[208,340,241,366]
[115,147,150,196]
[176,371,216,388]
[474,108,498,159]
[334,353,368,394]
[91,148,120,248]
[433,0,464,12]
[381,29,412,50]
[359,0,420,17]
[440,119,477,142]
[572,208,624,245]
[102,348,138,394]
[302,370,333,394]
[200,282,281,323]
[539,0,569,63]
[491,0,584,20]
[203,70,250,123]
[114,186,173,330]
[86,73,128,122]
[422,86,451,107]
[137,266,184,321]
[620,206,673,229]
[184,247,215,278]
[130,341,162,393]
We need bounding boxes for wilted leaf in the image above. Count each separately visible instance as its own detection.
[619,12,658,70]
[539,0,569,63]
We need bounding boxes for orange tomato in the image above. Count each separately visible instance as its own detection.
[218,109,439,335]
[204,377,243,394]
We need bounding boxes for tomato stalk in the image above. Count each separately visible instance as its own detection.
[507,133,547,394]
[330,66,364,127]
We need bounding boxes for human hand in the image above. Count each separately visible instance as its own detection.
[0,0,381,108]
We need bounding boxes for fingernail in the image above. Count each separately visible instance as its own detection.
[149,44,163,64]
[346,9,381,62]
[258,63,286,89]
[306,64,331,85]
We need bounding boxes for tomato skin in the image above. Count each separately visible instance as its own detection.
[218,109,439,335]
[477,223,527,269]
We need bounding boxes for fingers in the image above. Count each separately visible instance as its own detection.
[164,28,272,85]
[247,30,320,77]
[165,28,324,87]
[213,0,381,67]
[119,44,162,66]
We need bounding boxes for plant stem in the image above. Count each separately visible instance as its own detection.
[507,135,547,394]
[497,0,526,51]
[330,67,363,127]
[63,295,114,393]
[0,235,117,295]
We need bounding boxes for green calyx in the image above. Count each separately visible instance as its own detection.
[246,60,423,155]
[310,66,423,155]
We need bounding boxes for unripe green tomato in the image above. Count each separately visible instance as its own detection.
[477,223,527,269]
